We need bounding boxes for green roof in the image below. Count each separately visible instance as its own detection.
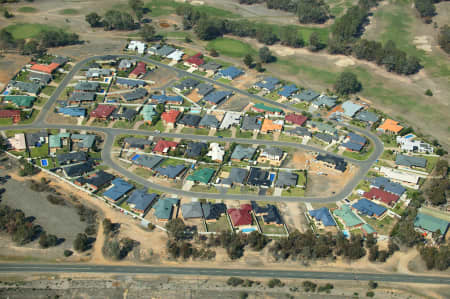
[153,198,179,220]
[49,135,61,148]
[5,95,36,108]
[414,213,449,235]
[187,168,215,184]
[333,205,364,228]
[141,105,157,122]
[253,103,282,113]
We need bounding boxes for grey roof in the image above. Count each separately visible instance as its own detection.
[285,127,311,137]
[122,88,147,101]
[231,145,256,161]
[124,137,152,149]
[315,132,333,143]
[63,161,95,177]
[10,80,40,94]
[26,131,48,146]
[395,154,427,168]
[201,61,221,71]
[86,68,111,78]
[241,116,261,131]
[69,91,95,102]
[261,147,283,159]
[121,108,138,121]
[186,142,207,158]
[155,45,175,57]
[74,81,99,91]
[75,170,114,189]
[247,167,271,187]
[116,77,145,87]
[294,90,319,102]
[355,110,379,123]
[127,189,157,212]
[342,101,363,117]
[370,177,405,196]
[221,168,248,186]
[316,154,347,172]
[173,78,200,91]
[312,95,337,108]
[154,164,186,179]
[29,71,52,84]
[199,114,219,128]
[178,114,202,127]
[196,83,214,96]
[181,202,204,219]
[203,90,232,105]
[275,172,298,188]
[118,59,135,69]
[134,155,164,169]
[57,151,88,165]
[71,134,96,148]
[251,201,283,225]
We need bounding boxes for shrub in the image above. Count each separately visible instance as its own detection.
[85,225,96,236]
[368,280,378,289]
[267,278,284,288]
[425,89,433,96]
[227,277,244,287]
[303,281,317,292]
[318,283,334,293]
[73,233,89,252]
[366,291,375,297]
[64,250,73,257]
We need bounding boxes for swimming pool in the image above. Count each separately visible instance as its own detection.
[41,159,48,167]
[404,134,414,139]
[2,91,9,96]
[131,154,140,161]
[241,227,257,233]
[342,230,350,238]
[269,173,276,182]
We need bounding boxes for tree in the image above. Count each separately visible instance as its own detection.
[368,280,378,289]
[334,71,362,95]
[3,9,13,19]
[414,0,436,18]
[0,29,15,51]
[308,31,323,51]
[129,0,145,20]
[259,46,274,63]
[73,233,89,252]
[425,89,433,96]
[103,218,113,235]
[255,62,263,72]
[243,54,253,67]
[210,48,219,57]
[140,24,156,42]
[438,25,450,54]
[166,218,188,241]
[85,12,102,28]
[103,240,121,260]
[297,0,329,24]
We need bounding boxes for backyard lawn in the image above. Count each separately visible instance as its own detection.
[206,215,231,232]
[30,144,49,158]
[256,216,287,235]
[363,215,396,236]
[343,140,374,161]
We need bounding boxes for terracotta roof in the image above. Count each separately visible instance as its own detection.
[285,113,307,126]
[90,105,116,118]
[363,188,399,206]
[378,119,403,134]
[0,110,21,118]
[161,110,180,124]
[261,119,282,133]
[30,62,59,74]
[153,140,178,153]
[130,62,146,76]
[186,53,204,66]
[227,204,252,226]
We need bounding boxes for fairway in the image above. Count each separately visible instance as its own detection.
[4,23,58,40]
[18,6,38,13]
[207,38,256,58]
[59,8,79,15]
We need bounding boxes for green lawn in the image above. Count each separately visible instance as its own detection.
[41,86,56,96]
[380,149,395,161]
[420,155,439,173]
[362,215,396,236]
[0,118,13,125]
[206,215,231,232]
[257,133,274,141]
[30,144,49,158]
[18,6,37,13]
[139,119,165,132]
[343,140,374,161]
[144,0,238,18]
[181,127,210,136]
[20,110,38,125]
[190,184,219,193]
[59,8,79,15]
[4,23,60,40]
[160,158,185,167]
[216,78,232,85]
[256,216,287,235]
[113,120,135,129]
[207,37,257,58]
[279,134,301,143]
[216,129,232,138]
[134,167,153,179]
[236,130,253,139]
[265,91,281,101]
[391,201,405,216]
[281,187,305,197]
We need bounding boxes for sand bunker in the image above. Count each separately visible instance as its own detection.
[413,36,432,52]
[335,57,356,67]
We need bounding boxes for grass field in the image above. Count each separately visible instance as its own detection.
[207,38,257,58]
[133,167,153,179]
[59,8,79,15]
[181,127,210,136]
[144,0,238,18]
[216,129,232,138]
[18,6,37,13]
[4,23,60,40]
[206,215,231,232]
[29,144,49,158]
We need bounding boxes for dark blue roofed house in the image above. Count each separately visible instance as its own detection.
[121,88,148,102]
[199,114,220,129]
[203,90,232,106]
[103,178,134,202]
[58,107,86,117]
[341,132,367,152]
[9,80,41,95]
[126,189,158,216]
[278,84,298,100]
[395,154,427,169]
[253,77,280,94]
[154,164,186,180]
[116,77,146,88]
[309,207,336,228]
[195,83,215,97]
[173,78,200,93]
[62,161,95,178]
[177,114,202,128]
[247,167,271,188]
[202,203,227,222]
[370,177,405,196]
[150,94,183,105]
[186,142,207,158]
[293,90,319,103]
[352,198,387,219]
[251,201,283,226]
[74,81,99,92]
[217,66,243,80]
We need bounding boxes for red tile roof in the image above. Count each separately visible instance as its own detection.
[153,140,178,153]
[130,62,146,77]
[227,204,253,227]
[186,53,204,67]
[363,188,399,206]
[90,105,116,118]
[0,110,21,118]
[285,113,307,126]
[30,62,60,74]
[161,110,180,124]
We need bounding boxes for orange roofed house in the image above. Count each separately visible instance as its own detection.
[30,62,60,74]
[261,118,283,134]
[377,119,403,134]
[161,110,181,128]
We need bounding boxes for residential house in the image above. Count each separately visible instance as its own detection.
[363,188,399,206]
[200,61,221,76]
[133,155,164,170]
[253,77,280,94]
[153,197,179,221]
[203,90,233,106]
[7,133,26,151]
[127,190,158,216]
[28,71,52,85]
[199,114,220,129]
[129,62,147,79]
[207,143,225,162]
[68,91,96,104]
[90,105,116,120]
[377,119,403,134]
[150,94,183,105]
[217,66,243,80]
[370,177,405,197]
[247,167,271,188]
[260,118,283,134]
[74,81,99,92]
[173,78,200,92]
[187,168,215,185]
[278,84,298,100]
[30,62,59,74]
[414,213,449,238]
[195,83,214,97]
[352,198,387,218]
[315,154,347,172]
[26,131,48,148]
[259,147,284,163]
[275,171,298,188]
[121,88,148,102]
[118,59,136,71]
[56,151,88,165]
[86,68,112,79]
[127,40,146,54]
[219,111,240,130]
[181,202,204,220]
[103,178,134,202]
[311,95,337,109]
[62,161,95,178]
[241,115,261,132]
[140,105,157,124]
[184,53,204,69]
[4,95,35,108]
[293,90,319,102]
[355,110,379,124]
[315,132,334,144]
[58,107,86,117]
[167,49,185,62]
[202,203,227,222]
[333,204,364,229]
[285,127,311,138]
[49,133,70,153]
[115,77,146,88]
[71,134,96,151]
[396,135,433,154]
[220,168,248,187]
[395,154,427,169]
[251,201,283,226]
[341,132,367,152]
[341,101,363,118]
[186,142,207,158]
[227,204,253,228]
[9,81,40,95]
[154,164,186,179]
[153,45,176,57]
[124,137,152,150]
[231,145,256,161]
[285,113,307,126]
[307,121,337,135]
[74,170,115,192]
[251,103,283,116]
[379,166,420,186]
[177,114,202,128]
[161,110,181,127]
[309,207,336,228]
[153,140,178,154]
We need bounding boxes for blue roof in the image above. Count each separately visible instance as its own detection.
[103,178,134,201]
[254,77,279,92]
[278,84,298,98]
[348,132,367,145]
[352,198,387,217]
[58,107,86,117]
[218,66,243,79]
[370,177,405,196]
[342,101,363,117]
[154,164,186,179]
[342,141,363,152]
[203,90,232,104]
[309,207,336,226]
[151,94,183,104]
[127,189,158,212]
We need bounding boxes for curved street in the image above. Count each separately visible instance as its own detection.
[0,54,384,202]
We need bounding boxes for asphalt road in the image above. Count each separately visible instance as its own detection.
[0,54,384,202]
[0,263,448,284]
